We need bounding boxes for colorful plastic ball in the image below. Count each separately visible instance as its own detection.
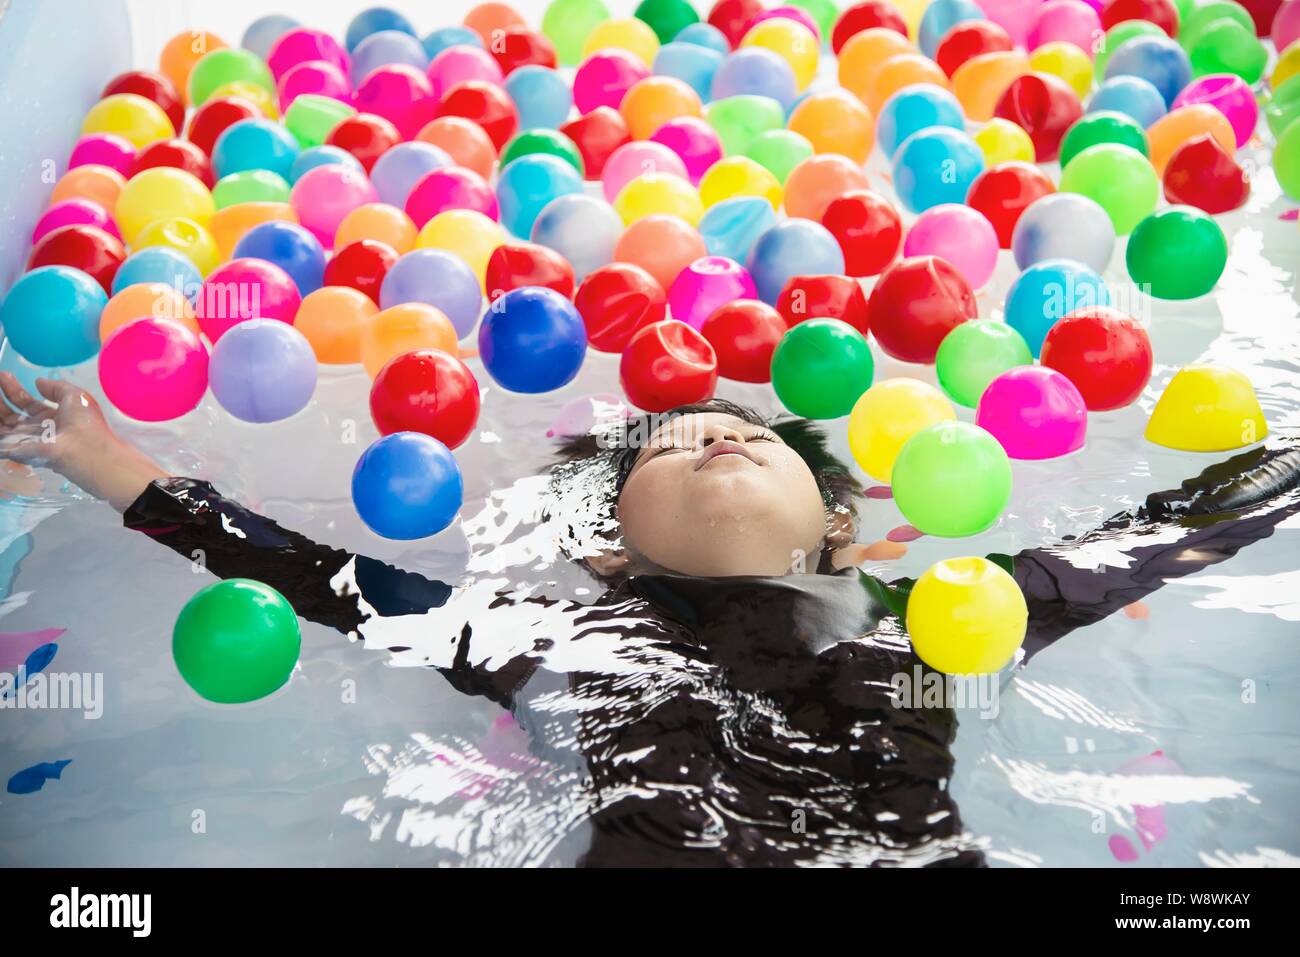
[284,94,358,150]
[655,41,726,102]
[874,85,964,159]
[187,48,275,110]
[560,107,632,181]
[361,302,459,379]
[379,249,484,338]
[651,117,725,184]
[486,242,577,301]
[775,274,871,335]
[935,20,1014,77]
[1189,18,1267,85]
[1010,192,1114,273]
[667,256,758,330]
[497,154,585,238]
[1147,104,1237,175]
[415,209,506,291]
[1099,0,1178,34]
[345,7,417,52]
[906,556,1026,673]
[620,320,718,411]
[743,130,814,184]
[326,113,401,172]
[227,220,323,295]
[115,166,214,245]
[351,30,429,86]
[493,27,560,75]
[212,169,291,208]
[1039,306,1152,411]
[1059,143,1159,235]
[747,219,845,305]
[415,116,498,180]
[529,193,623,281]
[1265,73,1300,138]
[965,161,1056,249]
[1027,0,1102,51]
[575,263,667,352]
[186,96,262,157]
[711,0,768,48]
[620,76,704,140]
[895,420,1015,536]
[699,156,782,209]
[112,247,203,299]
[132,138,215,188]
[783,154,871,221]
[364,143,449,209]
[970,118,1033,165]
[1028,42,1094,101]
[290,163,379,249]
[277,60,352,113]
[1125,207,1227,300]
[706,93,787,155]
[697,196,777,264]
[0,266,106,368]
[370,349,480,448]
[352,431,463,540]
[27,225,124,295]
[836,27,914,104]
[478,286,587,393]
[1164,134,1249,212]
[870,256,978,364]
[1103,34,1190,107]
[427,45,501,100]
[82,93,176,149]
[1144,364,1267,452]
[136,217,222,277]
[1171,74,1256,149]
[993,71,1083,163]
[787,89,875,165]
[195,258,302,343]
[213,80,281,121]
[977,366,1088,460]
[437,80,519,151]
[741,16,819,91]
[636,0,702,43]
[103,70,185,134]
[935,319,1033,408]
[160,29,230,100]
[848,379,956,483]
[919,0,986,58]
[54,166,128,217]
[711,47,798,109]
[68,133,136,177]
[209,203,299,260]
[1004,258,1110,356]
[865,53,952,116]
[951,50,1031,121]
[1059,110,1149,168]
[32,199,118,247]
[1278,0,1300,48]
[676,21,732,54]
[543,0,614,66]
[902,205,998,290]
[210,118,298,182]
[831,3,909,52]
[504,65,574,130]
[206,319,316,423]
[699,299,786,382]
[892,127,984,213]
[100,309,205,415]
[573,50,650,114]
[601,141,688,202]
[614,173,705,227]
[613,214,706,289]
[770,318,874,418]
[355,64,440,141]
[1088,75,1168,128]
[583,17,663,66]
[294,286,378,364]
[242,14,301,61]
[820,190,903,278]
[403,166,498,229]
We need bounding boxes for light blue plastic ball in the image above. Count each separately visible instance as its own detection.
[212,119,300,182]
[531,193,624,282]
[1103,34,1191,107]
[1088,75,1168,128]
[112,247,203,301]
[352,432,463,540]
[654,42,725,102]
[290,145,364,184]
[1004,258,1111,356]
[700,195,778,263]
[876,84,966,158]
[232,221,327,295]
[496,154,585,239]
[370,141,454,206]
[892,126,984,213]
[0,267,106,368]
[422,25,484,60]
[674,22,729,55]
[379,249,484,338]
[350,30,429,85]
[747,220,845,304]
[241,15,301,61]
[209,319,318,423]
[918,0,984,58]
[346,6,418,52]
[505,65,575,130]
[1011,192,1116,274]
[711,48,798,111]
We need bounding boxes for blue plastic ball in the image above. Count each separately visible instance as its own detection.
[352,432,463,540]
[478,287,587,393]
[876,84,966,158]
[1004,258,1111,356]
[654,42,725,102]
[496,155,585,239]
[232,221,327,295]
[380,249,484,338]
[212,119,300,182]
[530,193,623,282]
[290,145,364,184]
[918,0,984,58]
[0,266,106,368]
[350,30,429,85]
[209,319,318,423]
[1087,75,1168,128]
[112,247,203,301]
[241,14,301,60]
[747,219,846,304]
[346,6,418,52]
[892,126,984,212]
[422,25,484,60]
[1103,35,1191,108]
[1011,192,1116,274]
[370,141,453,206]
[700,195,778,262]
[674,22,730,55]
[504,65,575,130]
[711,48,798,110]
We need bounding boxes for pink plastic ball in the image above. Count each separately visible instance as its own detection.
[99,317,210,422]
[601,141,690,202]
[196,258,303,343]
[267,28,351,82]
[32,199,121,245]
[278,60,353,112]
[1275,1,1300,51]
[668,256,757,330]
[650,118,724,186]
[356,64,439,140]
[976,366,1088,460]
[976,0,1046,46]
[427,46,504,100]
[290,163,380,249]
[573,50,650,114]
[1026,0,1102,51]
[69,133,136,176]
[902,204,999,290]
[405,166,499,227]
[751,7,823,40]
[1171,74,1258,149]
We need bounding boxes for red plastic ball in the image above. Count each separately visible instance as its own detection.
[620,320,718,412]
[965,161,1056,248]
[355,64,439,141]
[186,96,262,156]
[776,275,871,336]
[868,256,977,363]
[993,72,1083,163]
[102,70,185,133]
[1163,134,1249,214]
[560,107,632,180]
[708,0,766,49]
[700,300,787,382]
[832,1,911,54]
[1241,0,1283,34]
[935,21,1014,77]
[575,263,667,352]
[1040,306,1153,411]
[486,242,576,302]
[370,349,481,448]
[131,138,216,188]
[437,80,519,152]
[326,113,401,172]
[1101,0,1180,37]
[820,190,903,277]
[323,240,399,304]
[491,27,558,74]
[27,225,126,294]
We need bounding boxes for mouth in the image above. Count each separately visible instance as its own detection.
[694,441,759,471]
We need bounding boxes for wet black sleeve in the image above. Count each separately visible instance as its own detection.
[1016,440,1300,660]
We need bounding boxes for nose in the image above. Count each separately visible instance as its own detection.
[695,423,746,449]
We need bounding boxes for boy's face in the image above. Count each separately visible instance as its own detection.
[616,412,833,577]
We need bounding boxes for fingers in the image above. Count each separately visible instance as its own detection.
[34,377,84,408]
[0,373,34,425]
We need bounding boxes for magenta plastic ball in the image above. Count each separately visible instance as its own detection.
[290,163,379,249]
[601,141,689,202]
[278,60,353,112]
[1171,74,1258,149]
[98,317,209,422]
[267,28,351,82]
[197,258,303,342]
[355,63,438,139]
[32,199,121,245]
[427,45,503,100]
[977,0,1044,46]
[975,366,1088,460]
[668,256,757,330]
[902,204,999,290]
[1026,0,1101,52]
[574,50,650,114]
[650,117,724,185]
[1275,1,1300,52]
[405,166,499,226]
[69,133,136,176]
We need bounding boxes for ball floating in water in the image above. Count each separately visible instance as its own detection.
[771,318,875,420]
[901,204,999,290]
[370,349,481,450]
[1040,306,1153,411]
[668,256,756,330]
[891,421,1012,538]
[115,166,215,246]
[99,318,210,422]
[478,286,587,393]
[848,379,956,483]
[1058,142,1159,235]
[0,266,107,368]
[209,319,317,423]
[869,255,978,364]
[891,126,984,213]
[1010,191,1114,274]
[173,579,301,704]
[352,431,464,539]
[700,299,787,384]
[1004,258,1110,357]
[1144,365,1268,452]
[1125,207,1227,301]
[935,319,1033,408]
[620,319,718,411]
[976,365,1088,460]
[575,262,667,353]
[906,557,1027,675]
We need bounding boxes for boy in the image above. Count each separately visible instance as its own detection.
[3,372,1298,866]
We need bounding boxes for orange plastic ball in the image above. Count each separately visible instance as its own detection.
[335,203,418,253]
[788,89,875,164]
[866,53,950,116]
[361,303,459,378]
[415,116,497,181]
[838,28,915,106]
[294,286,379,364]
[1147,105,1237,175]
[160,30,229,105]
[952,51,1030,122]
[612,214,707,290]
[782,154,871,221]
[51,165,126,210]
[99,283,199,342]
[464,3,527,45]
[620,76,704,140]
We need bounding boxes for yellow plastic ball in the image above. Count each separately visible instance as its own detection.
[1028,42,1094,99]
[415,209,505,291]
[699,156,783,210]
[906,557,1028,675]
[134,217,222,277]
[1274,39,1300,89]
[974,117,1037,164]
[741,18,819,91]
[582,17,661,67]
[116,167,216,246]
[211,80,281,120]
[1144,365,1268,452]
[788,89,876,164]
[82,93,176,149]
[614,173,705,226]
[848,379,956,483]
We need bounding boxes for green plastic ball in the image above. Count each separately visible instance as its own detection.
[635,0,701,43]
[1126,207,1228,300]
[745,129,815,183]
[173,579,301,704]
[284,94,357,148]
[891,422,1012,538]
[935,320,1033,408]
[1058,143,1158,236]
[1179,2,1255,51]
[1094,21,1164,81]
[187,48,275,108]
[1058,111,1148,168]
[1265,74,1300,138]
[1278,119,1300,200]
[500,129,585,175]
[212,170,291,209]
[1188,19,1267,84]
[789,0,841,41]
[771,318,875,419]
[706,95,787,155]
[542,0,613,66]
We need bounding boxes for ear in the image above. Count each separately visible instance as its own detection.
[584,547,633,579]
[824,508,855,550]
